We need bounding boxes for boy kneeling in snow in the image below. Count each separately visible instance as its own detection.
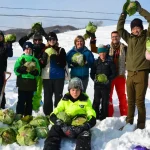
[14,42,40,116]
[43,77,96,150]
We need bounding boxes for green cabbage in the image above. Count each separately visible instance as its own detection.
[86,22,97,33]
[16,124,37,146]
[71,116,87,126]
[4,34,16,43]
[32,22,42,32]
[96,74,108,83]
[56,112,72,125]
[126,1,137,16]
[0,109,15,125]
[45,47,56,56]
[0,127,16,145]
[146,37,150,53]
[71,52,84,66]
[29,116,49,127]
[24,62,37,72]
[35,126,49,139]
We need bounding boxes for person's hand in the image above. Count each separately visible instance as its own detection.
[71,62,79,67]
[135,1,142,12]
[30,69,39,76]
[86,30,96,39]
[17,66,28,74]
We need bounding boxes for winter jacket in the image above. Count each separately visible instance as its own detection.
[117,8,150,71]
[41,47,66,79]
[66,46,95,79]
[0,42,13,74]
[19,35,45,69]
[50,92,96,128]
[90,57,116,87]
[14,54,40,91]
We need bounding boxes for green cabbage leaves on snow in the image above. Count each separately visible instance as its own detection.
[71,52,84,66]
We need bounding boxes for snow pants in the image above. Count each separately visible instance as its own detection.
[32,76,43,111]
[126,70,149,129]
[43,78,64,115]
[81,77,89,93]
[93,85,110,120]
[16,90,34,116]
[108,76,128,117]
[43,125,91,150]
[0,73,6,109]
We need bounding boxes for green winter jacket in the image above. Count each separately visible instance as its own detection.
[117,8,150,71]
[14,54,40,91]
[52,93,96,122]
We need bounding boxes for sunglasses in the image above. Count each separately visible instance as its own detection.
[48,37,56,41]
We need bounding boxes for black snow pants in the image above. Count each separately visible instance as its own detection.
[43,125,91,150]
[93,85,110,120]
[43,78,64,115]
[0,73,6,109]
[16,90,34,116]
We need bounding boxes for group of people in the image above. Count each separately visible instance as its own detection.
[0,1,150,150]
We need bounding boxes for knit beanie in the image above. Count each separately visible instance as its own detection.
[23,42,33,51]
[33,32,43,40]
[47,32,58,41]
[130,18,143,30]
[0,31,4,38]
[97,44,108,53]
[68,77,84,91]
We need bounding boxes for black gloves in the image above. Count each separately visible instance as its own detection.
[30,69,39,76]
[135,1,142,12]
[86,30,96,39]
[17,66,27,74]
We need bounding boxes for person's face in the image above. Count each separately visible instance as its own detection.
[24,48,32,55]
[0,35,4,42]
[33,39,42,45]
[111,33,120,44]
[131,26,142,36]
[48,37,57,46]
[70,88,81,99]
[76,39,84,49]
[99,52,107,61]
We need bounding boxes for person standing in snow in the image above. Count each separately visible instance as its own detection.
[43,77,96,150]
[66,35,95,92]
[90,45,116,120]
[41,32,66,116]
[89,30,128,117]
[0,31,13,109]
[19,26,47,111]
[14,42,40,116]
[117,1,150,129]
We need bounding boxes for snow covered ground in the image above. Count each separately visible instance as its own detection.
[1,24,150,150]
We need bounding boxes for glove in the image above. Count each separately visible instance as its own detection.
[17,66,27,74]
[135,1,142,12]
[86,30,96,39]
[71,62,79,67]
[30,69,39,76]
[61,125,77,138]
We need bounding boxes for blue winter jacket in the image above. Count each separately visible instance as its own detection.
[66,46,94,79]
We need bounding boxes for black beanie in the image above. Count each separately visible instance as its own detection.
[33,32,42,40]
[130,18,143,30]
[47,32,58,41]
[0,30,4,38]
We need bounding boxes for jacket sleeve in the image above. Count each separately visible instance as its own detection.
[85,50,95,68]
[5,43,13,57]
[40,52,49,68]
[56,48,66,68]
[117,13,130,43]
[109,61,116,81]
[90,60,96,81]
[90,38,97,53]
[139,8,150,36]
[66,50,74,68]
[14,57,22,76]
[19,35,29,48]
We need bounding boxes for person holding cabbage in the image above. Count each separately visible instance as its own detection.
[41,32,66,116]
[117,1,150,129]
[14,42,40,116]
[19,23,47,111]
[0,31,14,109]
[66,35,95,92]
[90,45,116,120]
[43,77,96,150]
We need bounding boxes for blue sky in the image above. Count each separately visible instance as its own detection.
[0,0,150,30]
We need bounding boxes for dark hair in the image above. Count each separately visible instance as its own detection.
[111,31,120,37]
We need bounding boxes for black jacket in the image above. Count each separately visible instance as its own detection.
[90,57,116,87]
